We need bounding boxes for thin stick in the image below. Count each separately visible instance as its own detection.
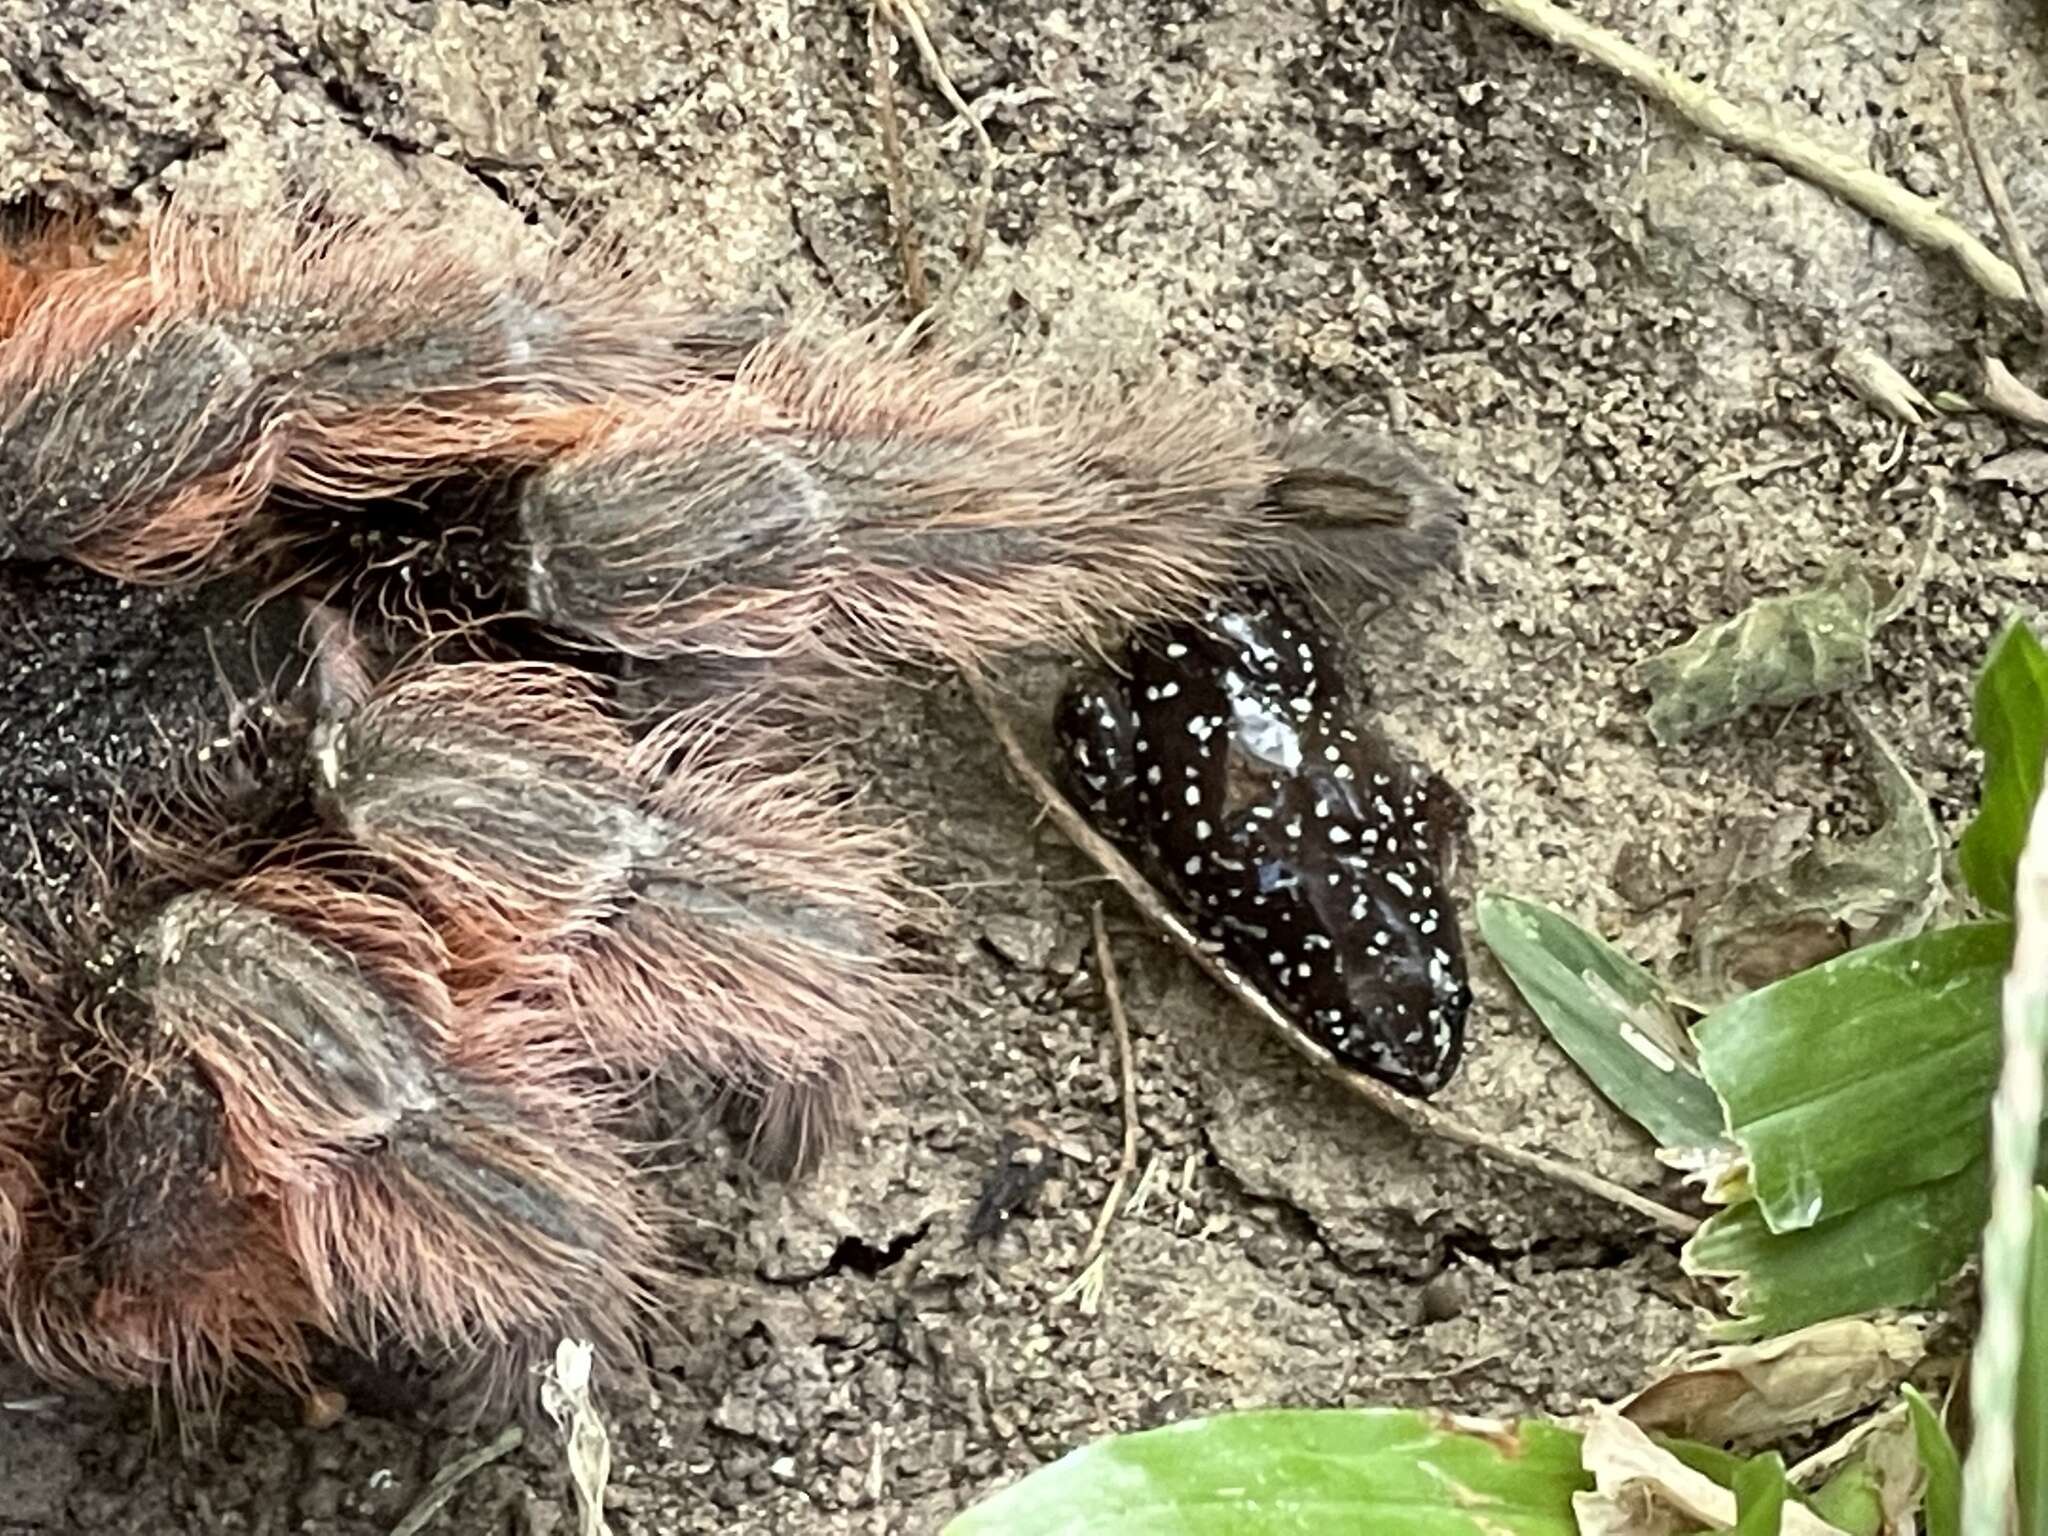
[1471,0,2027,310]
[1974,356,2048,430]
[867,5,931,316]
[964,671,1700,1238]
[1982,355,2048,431]
[1872,482,1946,630]
[389,1424,524,1536]
[1948,67,2048,337]
[1080,903,1142,1266]
[876,0,995,318]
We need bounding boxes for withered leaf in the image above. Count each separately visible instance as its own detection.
[1620,1317,1926,1450]
[1632,572,1876,747]
[1688,707,1943,1003]
[1572,1411,1850,1536]
[1832,347,1932,426]
[1974,447,2048,494]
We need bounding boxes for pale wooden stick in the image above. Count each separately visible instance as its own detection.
[1948,67,2048,336]
[1080,903,1144,1266]
[1473,0,2026,309]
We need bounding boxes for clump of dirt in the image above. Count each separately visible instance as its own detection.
[2,0,2044,1531]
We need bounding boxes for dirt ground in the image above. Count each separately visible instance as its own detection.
[3,0,2046,1531]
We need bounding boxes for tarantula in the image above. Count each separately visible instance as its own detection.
[0,200,1462,1418]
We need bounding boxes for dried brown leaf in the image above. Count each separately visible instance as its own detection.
[1620,1318,1928,1449]
[1687,708,1943,1002]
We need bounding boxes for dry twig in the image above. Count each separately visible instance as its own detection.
[869,0,995,323]
[388,1425,524,1536]
[1948,68,2048,338]
[867,4,930,316]
[1080,903,1143,1267]
[1981,355,2048,431]
[1054,908,1145,1314]
[963,671,1700,1238]
[1472,0,2027,310]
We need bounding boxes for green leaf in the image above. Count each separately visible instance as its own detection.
[1903,1386,1961,1536]
[942,1410,1590,1536]
[1476,893,1724,1149]
[1731,1452,1790,1533]
[1684,1160,1987,1338]
[2020,1188,2048,1536]
[1653,1434,1749,1489]
[1806,1458,1883,1536]
[1630,570,1876,746]
[1958,619,2048,916]
[1697,923,2010,1232]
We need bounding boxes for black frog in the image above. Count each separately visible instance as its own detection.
[1055,588,1470,1096]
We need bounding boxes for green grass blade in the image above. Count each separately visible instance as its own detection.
[1961,754,2048,1536]
[1904,1387,1961,1536]
[2019,1190,2048,1536]
[1652,1435,1749,1489]
[1697,923,2011,1233]
[1683,1161,1987,1338]
[1958,619,2048,916]
[1731,1453,1789,1534]
[1476,893,1724,1149]
[942,1410,1590,1536]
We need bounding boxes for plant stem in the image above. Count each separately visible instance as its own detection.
[1960,752,2048,1536]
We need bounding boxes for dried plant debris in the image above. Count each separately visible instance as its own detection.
[542,1339,614,1536]
[389,1424,524,1536]
[1831,346,1934,427]
[1686,706,1944,1000]
[1811,1401,1929,1534]
[1973,447,2048,494]
[1573,1411,1850,1536]
[1630,571,1877,747]
[1619,1317,1927,1451]
[1981,357,2048,433]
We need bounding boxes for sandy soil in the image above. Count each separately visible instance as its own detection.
[2,0,2045,1530]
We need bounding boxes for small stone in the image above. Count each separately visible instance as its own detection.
[1420,1269,1465,1324]
[980,914,1059,971]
